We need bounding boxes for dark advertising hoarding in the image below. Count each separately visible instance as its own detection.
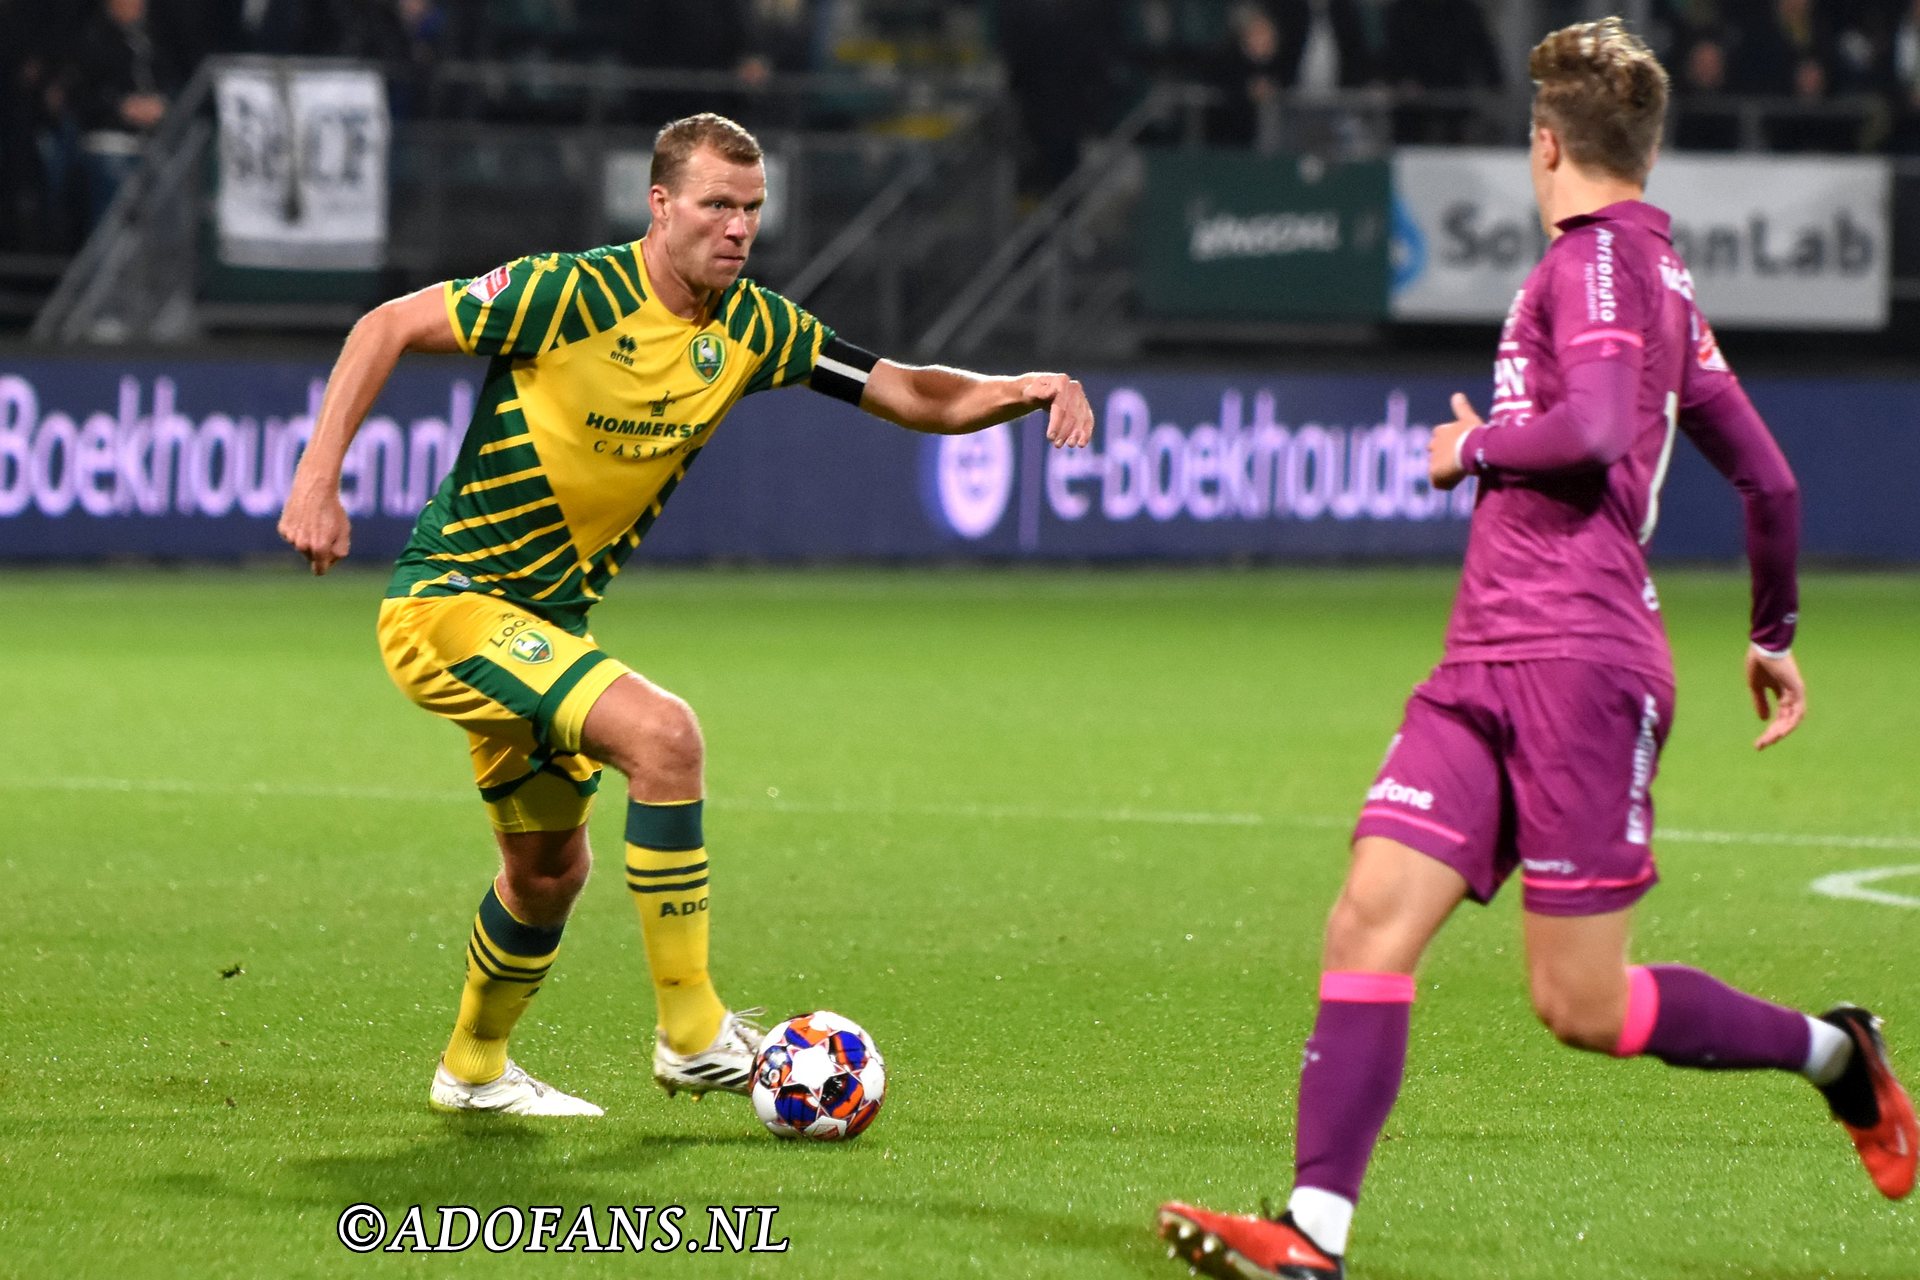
[1,355,1914,564]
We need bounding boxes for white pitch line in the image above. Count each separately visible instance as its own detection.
[1809,865,1920,910]
[1663,827,1920,853]
[8,775,1918,852]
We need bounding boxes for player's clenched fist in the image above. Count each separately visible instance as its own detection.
[1022,373,1094,449]
[1427,392,1483,492]
[278,480,353,575]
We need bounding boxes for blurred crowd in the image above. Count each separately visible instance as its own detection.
[6,0,1920,254]
[1658,0,1920,149]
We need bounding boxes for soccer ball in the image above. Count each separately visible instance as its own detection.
[750,1011,886,1141]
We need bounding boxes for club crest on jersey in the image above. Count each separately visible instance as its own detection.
[509,631,553,665]
[688,333,726,383]
[466,264,512,304]
[1693,317,1729,373]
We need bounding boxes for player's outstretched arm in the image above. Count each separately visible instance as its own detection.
[1746,646,1806,751]
[859,360,1093,448]
[278,286,463,574]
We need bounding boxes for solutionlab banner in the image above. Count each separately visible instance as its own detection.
[1391,148,1890,329]
[1,357,1915,562]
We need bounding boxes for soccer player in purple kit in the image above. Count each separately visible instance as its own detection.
[1157,19,1916,1280]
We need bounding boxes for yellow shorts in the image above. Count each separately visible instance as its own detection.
[376,594,631,833]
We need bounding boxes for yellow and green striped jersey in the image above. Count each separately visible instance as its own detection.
[387,241,833,634]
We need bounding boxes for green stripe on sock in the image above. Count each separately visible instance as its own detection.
[478,885,564,957]
[625,799,704,851]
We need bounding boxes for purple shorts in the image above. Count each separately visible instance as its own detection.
[1352,660,1675,917]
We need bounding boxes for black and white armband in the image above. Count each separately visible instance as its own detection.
[809,337,881,406]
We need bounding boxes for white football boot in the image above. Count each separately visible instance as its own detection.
[652,1008,766,1098]
[429,1058,604,1117]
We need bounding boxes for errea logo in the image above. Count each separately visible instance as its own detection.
[610,334,638,368]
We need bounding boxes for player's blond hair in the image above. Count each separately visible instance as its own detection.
[1529,18,1669,185]
[651,113,764,190]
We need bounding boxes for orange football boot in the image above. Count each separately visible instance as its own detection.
[1156,1203,1344,1279]
[1819,1006,1917,1199]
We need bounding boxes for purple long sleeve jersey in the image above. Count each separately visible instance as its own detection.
[1448,200,1801,683]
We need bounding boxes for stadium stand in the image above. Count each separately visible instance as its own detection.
[6,0,1920,361]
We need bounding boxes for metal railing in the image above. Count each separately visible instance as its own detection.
[32,56,1011,347]
[914,84,1215,361]
[416,59,1004,127]
[32,58,222,344]
[32,56,1920,353]
[913,84,1920,363]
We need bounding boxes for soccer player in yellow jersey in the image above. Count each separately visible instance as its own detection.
[278,113,1094,1116]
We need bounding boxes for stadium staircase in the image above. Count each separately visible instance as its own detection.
[912,83,1216,365]
[0,254,72,333]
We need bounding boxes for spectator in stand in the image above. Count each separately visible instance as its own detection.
[1,0,37,246]
[1278,0,1377,96]
[1825,0,1898,96]
[738,0,826,87]
[10,1,94,248]
[1671,22,1744,148]
[207,0,321,55]
[1380,0,1504,143]
[352,0,450,117]
[322,0,413,62]
[1893,0,1920,149]
[1725,0,1864,149]
[999,0,1126,195]
[570,0,769,124]
[1206,4,1287,149]
[1205,1,1376,151]
[396,1,451,82]
[1730,0,1833,95]
[70,0,190,231]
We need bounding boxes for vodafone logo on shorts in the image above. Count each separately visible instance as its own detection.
[1367,777,1434,811]
[466,265,512,305]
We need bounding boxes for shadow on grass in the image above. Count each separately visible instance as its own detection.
[827,1192,1156,1274]
[152,1120,768,1215]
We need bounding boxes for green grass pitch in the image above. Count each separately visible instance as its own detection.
[2,565,1915,1279]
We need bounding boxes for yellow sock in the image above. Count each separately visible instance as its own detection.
[442,882,564,1085]
[625,798,725,1054]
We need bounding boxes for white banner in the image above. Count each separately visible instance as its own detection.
[215,64,389,270]
[1390,147,1890,330]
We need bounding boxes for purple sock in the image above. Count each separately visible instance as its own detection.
[1613,964,1810,1070]
[1293,971,1415,1203]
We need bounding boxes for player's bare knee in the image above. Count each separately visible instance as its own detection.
[619,695,705,792]
[653,695,705,773]
[499,853,589,924]
[506,861,588,911]
[641,693,703,776]
[598,690,704,783]
[1322,888,1406,971]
